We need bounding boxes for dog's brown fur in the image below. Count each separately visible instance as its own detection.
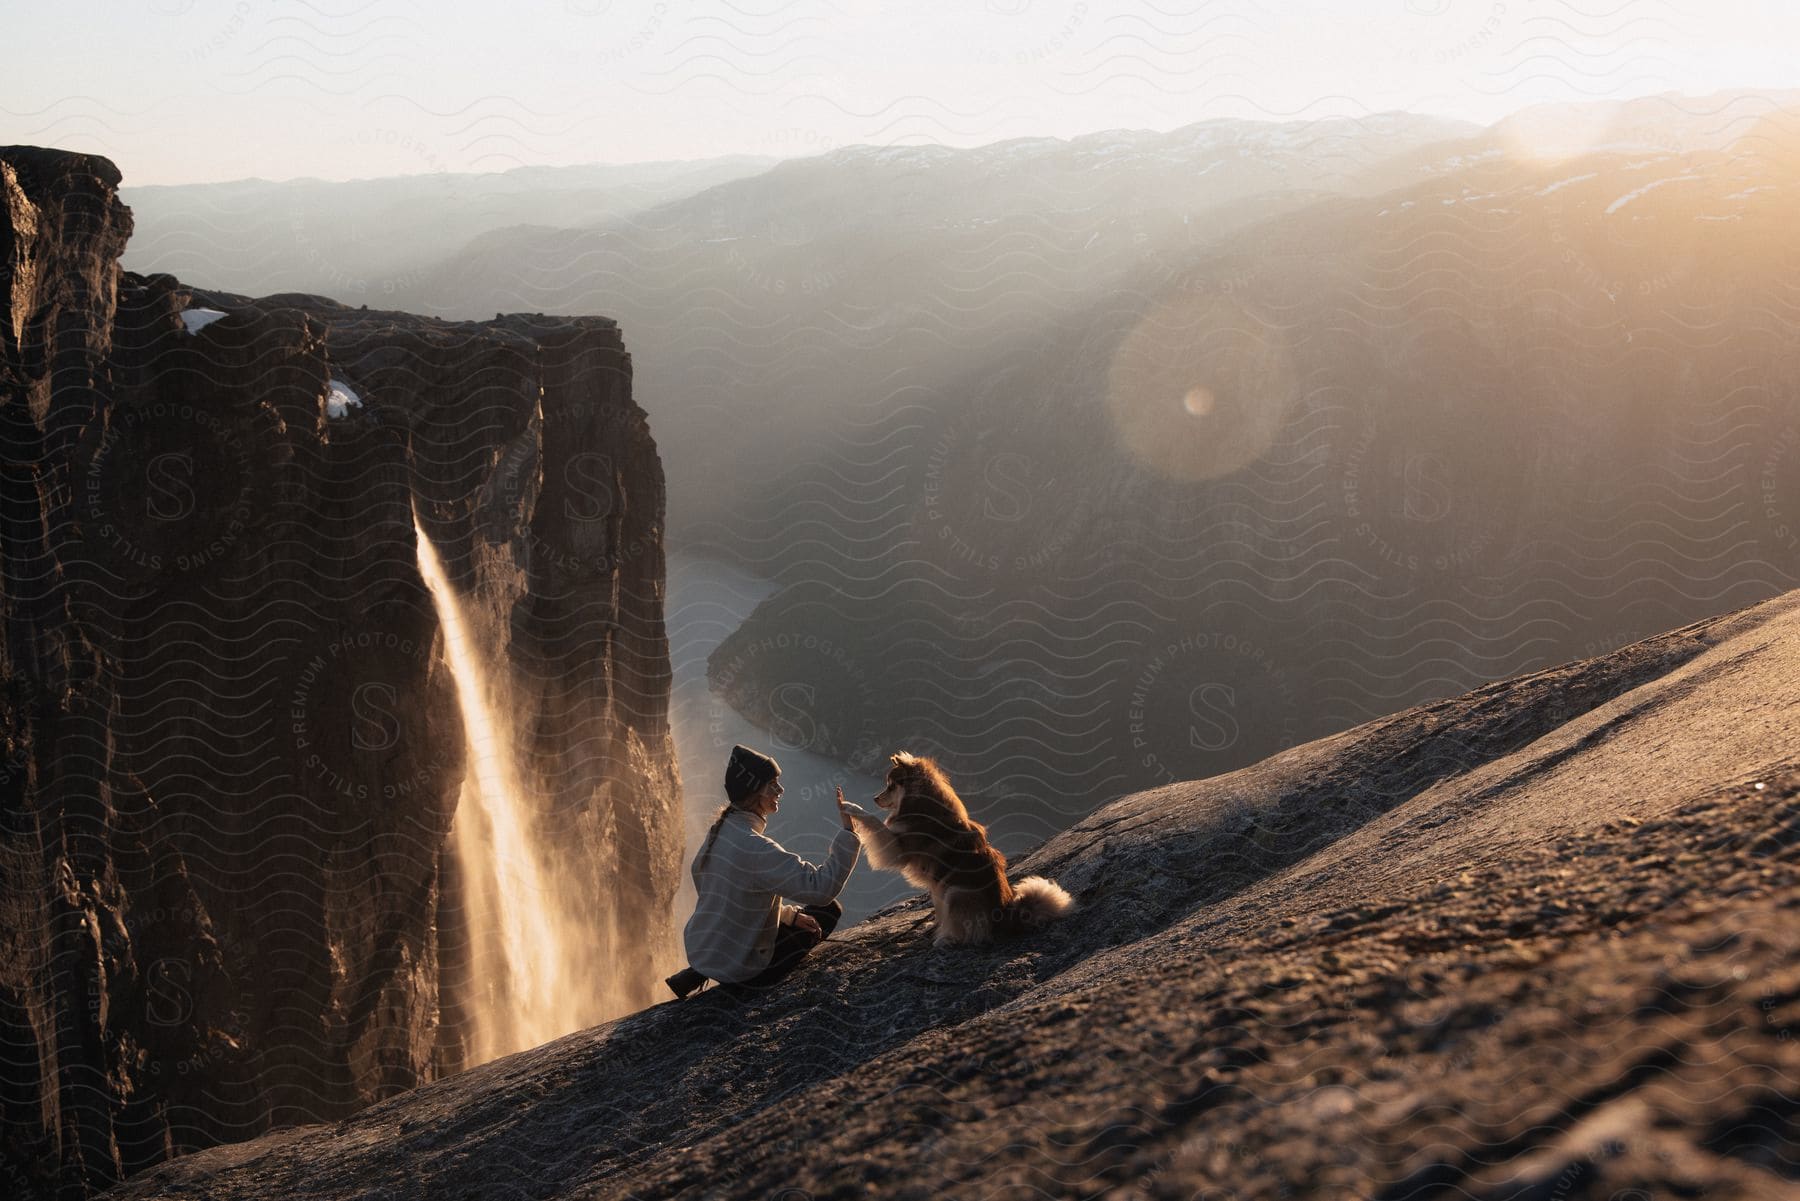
[850,751,1075,945]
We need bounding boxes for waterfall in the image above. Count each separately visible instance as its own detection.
[414,519,602,1064]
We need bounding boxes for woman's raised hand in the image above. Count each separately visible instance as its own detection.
[836,786,853,829]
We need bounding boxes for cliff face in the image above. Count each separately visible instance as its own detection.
[0,147,679,1198]
[104,587,1800,1201]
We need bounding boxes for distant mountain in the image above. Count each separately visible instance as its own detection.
[383,112,1477,531]
[120,155,776,298]
[1491,88,1800,156]
[707,100,1800,827]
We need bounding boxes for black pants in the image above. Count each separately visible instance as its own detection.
[735,900,843,990]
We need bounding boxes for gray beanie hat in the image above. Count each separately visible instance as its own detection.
[724,744,780,804]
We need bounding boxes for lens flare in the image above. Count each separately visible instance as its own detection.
[1183,386,1216,417]
[1105,291,1297,481]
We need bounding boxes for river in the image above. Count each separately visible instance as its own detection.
[665,553,915,929]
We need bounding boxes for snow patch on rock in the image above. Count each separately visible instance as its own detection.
[180,307,228,334]
[326,378,364,419]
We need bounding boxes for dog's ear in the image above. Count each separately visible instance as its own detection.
[890,751,918,768]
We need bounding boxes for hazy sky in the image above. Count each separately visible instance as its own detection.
[8,0,1800,185]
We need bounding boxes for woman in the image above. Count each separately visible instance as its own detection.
[666,744,864,999]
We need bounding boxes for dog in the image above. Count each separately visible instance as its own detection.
[848,751,1075,946]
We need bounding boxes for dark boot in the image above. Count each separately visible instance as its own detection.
[665,967,707,999]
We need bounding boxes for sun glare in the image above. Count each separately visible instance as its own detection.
[1106,292,1298,482]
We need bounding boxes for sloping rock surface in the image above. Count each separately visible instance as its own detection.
[111,588,1800,1200]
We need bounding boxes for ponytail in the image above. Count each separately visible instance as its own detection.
[694,803,735,872]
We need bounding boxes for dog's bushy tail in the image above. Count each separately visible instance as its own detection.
[999,875,1076,934]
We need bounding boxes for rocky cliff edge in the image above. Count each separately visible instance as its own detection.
[2,146,681,1198]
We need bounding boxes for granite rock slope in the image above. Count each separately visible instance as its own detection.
[108,588,1800,1200]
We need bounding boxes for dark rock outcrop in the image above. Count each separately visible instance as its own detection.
[106,587,1800,1200]
[1,147,679,1198]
